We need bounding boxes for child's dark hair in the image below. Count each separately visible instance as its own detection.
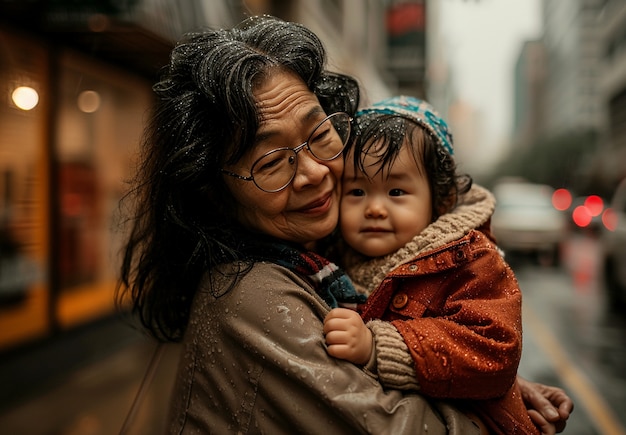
[349,113,472,221]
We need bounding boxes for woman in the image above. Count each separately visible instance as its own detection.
[118,15,572,434]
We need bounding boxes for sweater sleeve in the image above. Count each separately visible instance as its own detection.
[367,320,421,390]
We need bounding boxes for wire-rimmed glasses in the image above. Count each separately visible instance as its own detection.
[221,112,352,193]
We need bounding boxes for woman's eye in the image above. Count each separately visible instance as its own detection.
[310,127,331,146]
[255,155,285,174]
[259,158,280,171]
[389,189,405,197]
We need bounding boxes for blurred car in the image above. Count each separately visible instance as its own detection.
[601,178,626,309]
[491,182,568,265]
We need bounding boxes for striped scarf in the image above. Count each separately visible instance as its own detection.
[247,240,366,309]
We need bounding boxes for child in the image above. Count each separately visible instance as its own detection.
[323,96,539,435]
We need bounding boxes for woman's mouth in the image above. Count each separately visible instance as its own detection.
[299,192,333,214]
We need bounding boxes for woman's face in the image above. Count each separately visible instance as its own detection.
[223,69,343,249]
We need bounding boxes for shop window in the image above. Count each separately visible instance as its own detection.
[0,30,49,349]
[54,52,152,328]
[0,28,153,350]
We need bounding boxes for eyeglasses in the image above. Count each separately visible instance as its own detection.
[221,112,352,193]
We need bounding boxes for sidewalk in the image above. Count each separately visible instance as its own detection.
[0,317,180,435]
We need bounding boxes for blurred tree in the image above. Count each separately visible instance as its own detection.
[485,130,599,193]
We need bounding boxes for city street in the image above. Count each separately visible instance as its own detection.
[0,1,625,434]
[515,234,626,435]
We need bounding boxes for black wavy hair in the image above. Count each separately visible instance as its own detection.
[348,113,472,221]
[117,16,360,342]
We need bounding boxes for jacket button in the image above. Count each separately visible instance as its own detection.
[408,264,418,271]
[455,250,466,261]
[392,293,409,309]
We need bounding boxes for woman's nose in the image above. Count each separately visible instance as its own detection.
[292,149,329,188]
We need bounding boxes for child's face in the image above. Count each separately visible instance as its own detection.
[340,140,432,257]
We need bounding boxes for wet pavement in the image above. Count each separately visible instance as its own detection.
[516,234,626,435]
[0,318,180,435]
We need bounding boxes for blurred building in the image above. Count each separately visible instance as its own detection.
[598,0,626,187]
[425,0,455,118]
[447,99,486,176]
[513,40,547,149]
[541,0,605,137]
[511,0,626,194]
[272,0,425,103]
[384,0,427,98]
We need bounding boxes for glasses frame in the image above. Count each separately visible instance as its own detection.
[221,112,352,193]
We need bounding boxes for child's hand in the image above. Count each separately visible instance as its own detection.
[323,308,373,365]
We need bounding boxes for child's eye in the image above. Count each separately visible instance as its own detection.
[347,188,365,197]
[389,189,405,197]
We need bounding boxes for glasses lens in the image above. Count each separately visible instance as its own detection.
[251,148,297,192]
[308,112,351,161]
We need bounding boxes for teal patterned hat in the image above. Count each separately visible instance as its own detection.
[356,95,453,155]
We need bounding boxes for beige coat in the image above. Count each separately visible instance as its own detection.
[167,261,480,434]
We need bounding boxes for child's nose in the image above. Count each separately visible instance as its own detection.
[365,201,387,218]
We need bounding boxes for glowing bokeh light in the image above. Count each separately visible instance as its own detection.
[552,188,572,211]
[584,195,604,216]
[572,205,592,227]
[77,90,101,113]
[602,208,617,232]
[12,86,39,110]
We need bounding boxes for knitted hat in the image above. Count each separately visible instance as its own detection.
[356,95,454,155]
